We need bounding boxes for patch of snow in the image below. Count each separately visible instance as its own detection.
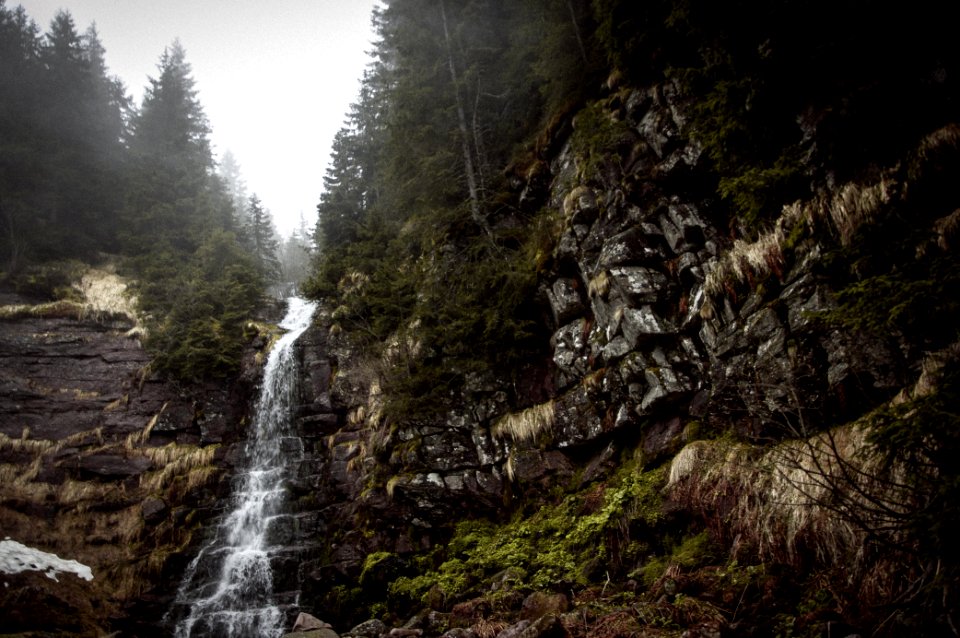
[0,538,93,582]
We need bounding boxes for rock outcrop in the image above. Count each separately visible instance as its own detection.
[0,268,263,636]
[283,79,950,635]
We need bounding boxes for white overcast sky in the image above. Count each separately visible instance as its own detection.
[15,0,380,237]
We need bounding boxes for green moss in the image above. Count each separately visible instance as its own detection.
[637,531,717,587]
[383,463,667,614]
[360,551,398,586]
[569,100,635,183]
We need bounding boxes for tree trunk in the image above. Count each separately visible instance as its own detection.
[566,0,589,65]
[439,0,488,235]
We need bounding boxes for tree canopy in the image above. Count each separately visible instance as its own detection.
[0,4,273,381]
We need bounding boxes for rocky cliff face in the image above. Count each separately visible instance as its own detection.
[1,78,953,636]
[0,268,264,636]
[285,80,958,635]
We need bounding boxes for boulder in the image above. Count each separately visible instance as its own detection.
[620,306,675,346]
[609,266,670,305]
[140,497,167,523]
[552,386,605,447]
[551,319,589,388]
[345,618,387,638]
[510,614,569,638]
[597,227,666,268]
[284,630,339,638]
[521,592,570,619]
[545,278,585,326]
[292,612,333,632]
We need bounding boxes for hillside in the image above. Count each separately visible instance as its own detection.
[296,0,960,636]
[1,0,958,636]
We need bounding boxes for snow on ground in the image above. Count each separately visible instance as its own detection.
[0,538,93,582]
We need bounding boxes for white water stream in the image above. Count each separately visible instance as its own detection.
[171,297,317,638]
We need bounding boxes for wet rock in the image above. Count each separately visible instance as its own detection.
[552,319,589,388]
[552,386,605,447]
[580,441,620,485]
[659,213,686,254]
[344,618,387,638]
[636,96,675,158]
[73,452,152,480]
[641,365,692,413]
[472,427,506,467]
[744,307,783,344]
[419,431,479,471]
[284,630,339,638]
[787,285,831,333]
[546,278,585,326]
[141,497,167,523]
[597,227,666,268]
[609,266,670,305]
[667,201,708,248]
[292,612,333,632]
[511,614,568,638]
[563,186,599,224]
[498,620,534,638]
[301,413,339,430]
[521,592,570,619]
[151,401,195,433]
[508,449,573,484]
[641,416,685,461]
[601,335,631,363]
[621,306,675,346]
[555,227,581,262]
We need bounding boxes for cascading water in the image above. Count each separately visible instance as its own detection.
[169,297,317,638]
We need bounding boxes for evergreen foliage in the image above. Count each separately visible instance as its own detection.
[145,230,262,380]
[242,194,282,285]
[307,0,611,419]
[0,4,270,380]
[122,42,265,380]
[0,3,128,268]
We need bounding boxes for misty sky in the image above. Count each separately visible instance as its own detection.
[16,0,380,237]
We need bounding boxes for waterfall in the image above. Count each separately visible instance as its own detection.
[170,297,317,638]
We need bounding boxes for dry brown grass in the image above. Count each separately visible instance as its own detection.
[588,270,611,299]
[492,400,556,445]
[386,475,402,499]
[703,202,805,300]
[0,299,87,320]
[0,262,139,326]
[74,266,139,324]
[704,171,896,301]
[139,443,219,496]
[124,404,166,449]
[471,618,508,638]
[667,422,912,601]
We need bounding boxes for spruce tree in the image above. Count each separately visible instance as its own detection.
[245,194,282,285]
[123,40,216,255]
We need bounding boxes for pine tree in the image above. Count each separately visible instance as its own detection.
[245,194,282,284]
[0,2,42,272]
[39,14,129,253]
[123,40,217,255]
[120,40,266,379]
[218,150,248,217]
[0,7,129,266]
